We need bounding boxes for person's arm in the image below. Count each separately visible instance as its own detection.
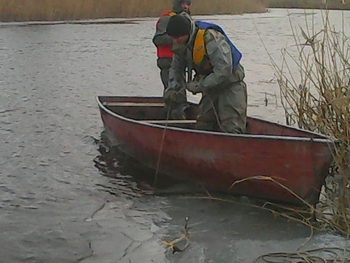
[152,16,172,47]
[198,29,233,91]
[168,54,187,91]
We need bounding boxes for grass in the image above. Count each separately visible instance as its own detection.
[0,0,268,22]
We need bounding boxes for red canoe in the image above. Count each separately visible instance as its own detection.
[96,96,335,206]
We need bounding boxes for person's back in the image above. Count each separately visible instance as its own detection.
[152,0,191,119]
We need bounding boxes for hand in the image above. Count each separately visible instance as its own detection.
[163,88,177,103]
[186,81,201,95]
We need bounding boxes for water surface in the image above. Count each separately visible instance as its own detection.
[1,8,350,263]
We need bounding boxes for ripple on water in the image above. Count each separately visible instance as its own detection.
[1,9,350,263]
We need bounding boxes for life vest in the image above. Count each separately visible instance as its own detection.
[156,11,176,58]
[193,21,242,75]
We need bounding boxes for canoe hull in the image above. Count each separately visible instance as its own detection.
[97,96,334,206]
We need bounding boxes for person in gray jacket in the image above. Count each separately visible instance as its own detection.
[152,0,191,119]
[165,13,247,133]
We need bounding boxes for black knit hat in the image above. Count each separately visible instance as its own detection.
[166,15,191,38]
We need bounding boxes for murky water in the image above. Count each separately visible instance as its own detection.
[1,8,350,263]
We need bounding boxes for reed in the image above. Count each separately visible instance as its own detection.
[271,10,350,235]
[0,0,268,22]
[269,0,350,10]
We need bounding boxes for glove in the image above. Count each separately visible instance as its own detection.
[186,81,201,95]
[163,88,177,103]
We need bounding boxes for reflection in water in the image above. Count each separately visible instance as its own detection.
[93,131,189,198]
[93,133,154,197]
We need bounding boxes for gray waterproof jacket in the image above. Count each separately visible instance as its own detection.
[152,0,191,48]
[152,13,172,48]
[168,13,245,92]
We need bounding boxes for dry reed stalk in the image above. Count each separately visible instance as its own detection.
[270,10,350,235]
[0,0,268,22]
[268,0,350,10]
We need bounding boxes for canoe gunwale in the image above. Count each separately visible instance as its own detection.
[96,96,335,144]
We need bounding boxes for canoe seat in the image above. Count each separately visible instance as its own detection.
[141,120,197,124]
[103,102,165,107]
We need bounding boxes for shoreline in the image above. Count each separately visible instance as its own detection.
[0,0,268,22]
[268,0,350,10]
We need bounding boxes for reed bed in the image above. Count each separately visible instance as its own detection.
[269,10,350,236]
[269,0,350,10]
[0,0,268,22]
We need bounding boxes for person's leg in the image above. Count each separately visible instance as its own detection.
[157,58,172,90]
[169,88,188,120]
[195,93,218,131]
[160,68,170,89]
[218,82,247,134]
[158,58,175,118]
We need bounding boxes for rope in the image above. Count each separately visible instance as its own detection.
[153,104,171,187]
[209,96,227,133]
[153,88,186,187]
